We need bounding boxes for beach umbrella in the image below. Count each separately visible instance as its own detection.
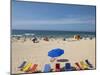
[48,48,64,58]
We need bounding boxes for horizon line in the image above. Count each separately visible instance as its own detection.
[12,29,95,32]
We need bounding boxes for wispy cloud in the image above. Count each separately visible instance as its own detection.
[13,17,95,26]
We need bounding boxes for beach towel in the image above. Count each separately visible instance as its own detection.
[43,64,51,72]
[57,59,69,62]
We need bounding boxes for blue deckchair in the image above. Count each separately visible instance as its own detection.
[65,63,72,71]
[43,64,51,72]
[18,61,27,68]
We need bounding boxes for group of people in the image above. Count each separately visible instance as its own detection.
[32,36,49,43]
[31,35,82,43]
[32,35,81,43]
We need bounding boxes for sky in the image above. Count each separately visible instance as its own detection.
[12,0,96,32]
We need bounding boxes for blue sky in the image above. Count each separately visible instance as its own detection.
[12,0,96,32]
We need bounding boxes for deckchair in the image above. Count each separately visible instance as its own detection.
[28,64,38,73]
[21,63,32,72]
[18,61,27,68]
[85,59,93,68]
[65,63,72,71]
[80,61,88,69]
[75,62,82,70]
[55,63,60,72]
[74,64,79,70]
[43,64,51,72]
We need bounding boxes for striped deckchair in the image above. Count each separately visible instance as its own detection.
[18,61,27,68]
[28,64,38,73]
[55,63,60,72]
[75,62,82,70]
[65,63,72,71]
[80,61,88,69]
[21,63,32,72]
[43,64,51,72]
[85,59,93,69]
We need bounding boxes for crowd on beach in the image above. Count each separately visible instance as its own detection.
[12,34,95,43]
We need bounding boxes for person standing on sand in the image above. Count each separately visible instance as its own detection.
[32,36,37,43]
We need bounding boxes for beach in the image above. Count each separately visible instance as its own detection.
[11,1,96,74]
[12,37,96,74]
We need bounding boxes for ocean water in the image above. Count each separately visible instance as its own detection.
[12,30,96,38]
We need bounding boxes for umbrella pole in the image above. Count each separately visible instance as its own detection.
[50,57,57,62]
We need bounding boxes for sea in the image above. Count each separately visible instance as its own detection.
[12,30,96,38]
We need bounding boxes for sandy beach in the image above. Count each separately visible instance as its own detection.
[12,37,96,74]
[11,1,96,74]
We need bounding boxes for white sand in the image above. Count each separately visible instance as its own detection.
[12,38,96,74]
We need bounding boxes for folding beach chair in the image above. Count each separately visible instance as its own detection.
[75,62,82,70]
[28,64,38,73]
[80,61,88,70]
[18,61,27,68]
[22,63,32,72]
[55,63,60,72]
[85,59,93,69]
[65,63,72,71]
[43,64,51,72]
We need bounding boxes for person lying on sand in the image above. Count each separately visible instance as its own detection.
[43,36,49,41]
